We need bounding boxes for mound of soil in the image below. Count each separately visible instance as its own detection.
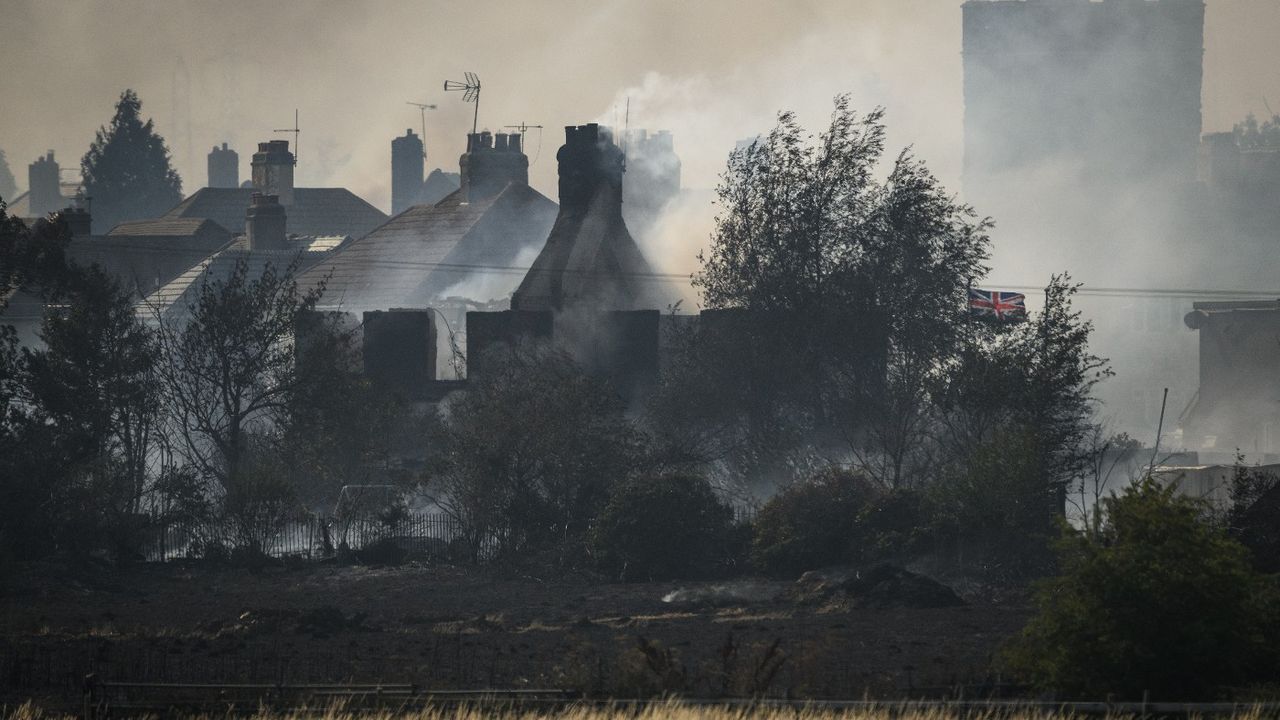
[787,563,965,609]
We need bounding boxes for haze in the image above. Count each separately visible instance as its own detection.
[0,1,1273,211]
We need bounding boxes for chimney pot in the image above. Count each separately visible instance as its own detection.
[246,192,288,250]
[251,140,294,205]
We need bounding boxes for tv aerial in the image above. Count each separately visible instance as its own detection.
[444,72,482,134]
[273,109,301,165]
[406,101,437,161]
[504,122,545,164]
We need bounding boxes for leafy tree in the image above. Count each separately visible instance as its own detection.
[81,90,183,233]
[0,148,16,203]
[430,343,645,560]
[1005,478,1280,700]
[687,96,991,490]
[932,277,1109,576]
[590,474,737,581]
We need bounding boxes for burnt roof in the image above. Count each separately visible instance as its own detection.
[164,187,387,239]
[512,184,662,312]
[300,183,557,311]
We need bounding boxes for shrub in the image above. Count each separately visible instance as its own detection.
[750,468,879,577]
[1004,477,1280,700]
[356,537,407,566]
[590,474,736,581]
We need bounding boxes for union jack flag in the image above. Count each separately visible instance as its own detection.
[968,288,1027,321]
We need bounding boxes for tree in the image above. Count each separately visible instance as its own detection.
[157,258,320,499]
[81,90,183,233]
[931,277,1109,576]
[277,310,425,508]
[0,206,161,560]
[687,96,991,490]
[21,262,161,556]
[0,148,16,203]
[750,467,880,577]
[1005,478,1280,700]
[430,343,645,560]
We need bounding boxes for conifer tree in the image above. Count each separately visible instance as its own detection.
[0,149,16,203]
[81,90,183,233]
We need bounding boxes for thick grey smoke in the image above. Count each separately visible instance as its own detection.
[4,0,1280,444]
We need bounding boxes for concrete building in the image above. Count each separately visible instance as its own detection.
[621,129,680,240]
[962,0,1205,200]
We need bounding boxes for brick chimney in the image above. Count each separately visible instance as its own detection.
[251,140,294,206]
[28,151,61,216]
[511,124,660,312]
[557,124,625,215]
[391,129,425,215]
[246,193,287,250]
[208,142,239,188]
[458,131,528,203]
[59,206,91,238]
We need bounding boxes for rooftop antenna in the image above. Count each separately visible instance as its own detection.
[504,122,545,164]
[274,109,300,166]
[623,97,631,154]
[444,72,482,134]
[406,101,438,161]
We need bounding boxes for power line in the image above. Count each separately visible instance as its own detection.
[17,246,1280,300]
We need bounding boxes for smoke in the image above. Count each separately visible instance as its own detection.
[437,242,542,305]
[6,0,1280,446]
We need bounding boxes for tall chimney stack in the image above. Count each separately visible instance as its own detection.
[28,151,61,217]
[557,124,624,215]
[391,129,425,215]
[251,140,294,206]
[246,193,287,250]
[208,143,239,188]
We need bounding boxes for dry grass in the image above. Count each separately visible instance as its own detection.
[3,702,1270,720]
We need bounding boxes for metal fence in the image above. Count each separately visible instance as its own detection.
[144,512,470,563]
[144,506,760,564]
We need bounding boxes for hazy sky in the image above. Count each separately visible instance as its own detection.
[0,0,1277,214]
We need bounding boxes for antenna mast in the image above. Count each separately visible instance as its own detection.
[505,122,545,165]
[273,109,301,165]
[406,101,438,161]
[444,72,482,134]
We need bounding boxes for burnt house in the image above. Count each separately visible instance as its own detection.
[511,124,667,313]
[1181,300,1280,456]
[468,124,673,399]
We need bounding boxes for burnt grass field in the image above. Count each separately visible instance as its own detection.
[0,561,1030,707]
